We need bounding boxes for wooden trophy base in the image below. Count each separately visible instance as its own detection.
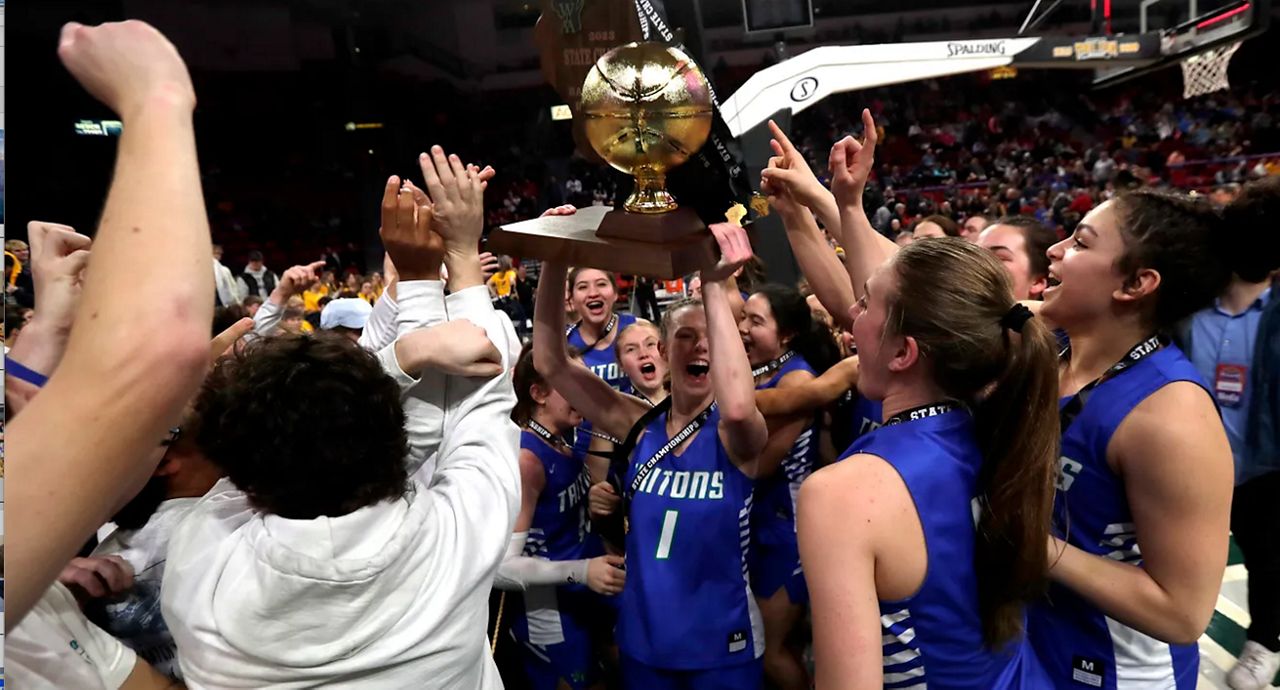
[487,205,715,279]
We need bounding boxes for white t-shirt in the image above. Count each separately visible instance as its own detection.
[7,583,137,689]
[90,497,200,680]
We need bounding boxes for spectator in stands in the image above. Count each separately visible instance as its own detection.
[212,243,240,307]
[6,238,35,308]
[237,249,279,300]
[302,275,330,313]
[279,306,308,335]
[911,214,961,240]
[1092,150,1117,183]
[243,294,264,317]
[319,297,371,343]
[960,214,989,241]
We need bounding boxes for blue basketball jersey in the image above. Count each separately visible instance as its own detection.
[1028,345,1209,689]
[567,313,636,394]
[568,313,636,456]
[618,407,764,670]
[512,430,600,647]
[842,408,1044,689]
[752,355,819,546]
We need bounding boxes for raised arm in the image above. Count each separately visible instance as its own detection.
[533,261,650,440]
[703,223,769,467]
[831,109,898,300]
[760,123,856,328]
[1048,382,1233,644]
[4,223,92,417]
[7,20,213,626]
[252,261,326,336]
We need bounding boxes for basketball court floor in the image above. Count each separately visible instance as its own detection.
[1200,537,1274,689]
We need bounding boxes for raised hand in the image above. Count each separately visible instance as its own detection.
[759,120,827,217]
[701,222,755,284]
[277,260,328,298]
[829,108,878,210]
[379,175,443,281]
[57,20,195,118]
[586,554,627,596]
[419,146,485,253]
[26,221,92,334]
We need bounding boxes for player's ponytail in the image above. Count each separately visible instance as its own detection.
[887,239,1059,647]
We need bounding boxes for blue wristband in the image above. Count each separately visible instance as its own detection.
[6,356,49,387]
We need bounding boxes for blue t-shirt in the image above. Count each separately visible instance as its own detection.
[1028,345,1209,689]
[843,408,1046,689]
[617,407,763,670]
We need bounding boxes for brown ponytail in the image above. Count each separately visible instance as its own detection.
[887,239,1059,647]
[970,313,1060,647]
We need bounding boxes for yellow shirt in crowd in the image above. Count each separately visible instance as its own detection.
[303,285,330,313]
[488,270,516,298]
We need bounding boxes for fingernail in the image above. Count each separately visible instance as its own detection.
[420,153,428,160]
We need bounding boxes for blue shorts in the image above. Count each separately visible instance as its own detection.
[749,537,808,605]
[620,654,762,690]
[510,590,605,690]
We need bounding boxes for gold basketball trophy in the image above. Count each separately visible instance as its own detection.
[488,18,724,278]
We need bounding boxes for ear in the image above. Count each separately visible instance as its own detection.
[154,454,181,478]
[529,381,552,406]
[886,334,922,374]
[1028,274,1049,300]
[1114,267,1161,305]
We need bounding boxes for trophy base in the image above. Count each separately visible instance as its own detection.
[488,205,714,280]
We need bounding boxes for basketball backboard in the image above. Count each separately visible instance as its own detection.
[1092,0,1269,87]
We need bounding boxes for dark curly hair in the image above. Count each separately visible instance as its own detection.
[750,283,840,375]
[1113,190,1232,330]
[195,332,409,519]
[1222,176,1280,284]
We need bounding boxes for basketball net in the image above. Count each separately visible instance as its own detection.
[1180,41,1242,99]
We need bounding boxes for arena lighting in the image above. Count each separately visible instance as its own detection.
[343,122,385,131]
[550,105,573,121]
[1197,3,1251,29]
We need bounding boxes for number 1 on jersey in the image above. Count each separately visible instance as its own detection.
[656,509,679,559]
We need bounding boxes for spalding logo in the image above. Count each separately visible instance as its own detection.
[790,77,819,102]
[946,41,1007,58]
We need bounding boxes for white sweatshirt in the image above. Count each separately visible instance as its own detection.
[161,286,522,688]
[7,583,138,689]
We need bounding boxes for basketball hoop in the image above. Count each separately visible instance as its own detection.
[1180,41,1242,98]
